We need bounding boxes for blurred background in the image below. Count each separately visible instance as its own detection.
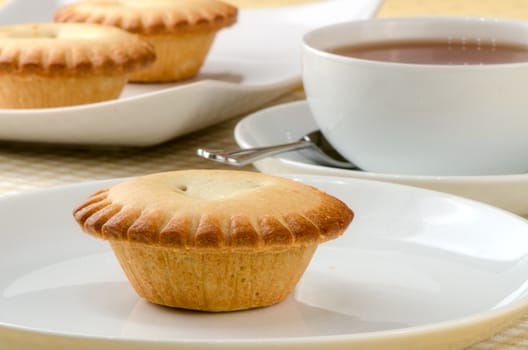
[225,0,528,19]
[377,0,528,18]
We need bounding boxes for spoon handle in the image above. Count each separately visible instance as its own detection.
[197,140,312,166]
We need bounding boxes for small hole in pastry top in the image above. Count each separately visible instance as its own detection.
[171,179,265,200]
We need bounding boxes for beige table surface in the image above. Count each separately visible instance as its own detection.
[2,0,528,349]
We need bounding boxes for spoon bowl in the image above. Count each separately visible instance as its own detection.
[197,130,357,169]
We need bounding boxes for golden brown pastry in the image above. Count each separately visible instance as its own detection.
[0,22,155,108]
[55,0,238,82]
[73,170,353,312]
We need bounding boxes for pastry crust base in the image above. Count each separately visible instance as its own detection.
[0,74,127,108]
[110,240,317,311]
[129,31,216,82]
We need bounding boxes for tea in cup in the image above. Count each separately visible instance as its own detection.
[302,17,528,175]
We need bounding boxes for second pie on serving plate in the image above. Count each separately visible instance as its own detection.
[54,0,238,82]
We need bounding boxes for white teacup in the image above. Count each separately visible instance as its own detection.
[302,17,528,176]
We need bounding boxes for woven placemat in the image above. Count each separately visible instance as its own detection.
[0,89,305,194]
[0,115,245,194]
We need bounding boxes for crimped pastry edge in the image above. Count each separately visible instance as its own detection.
[73,172,354,250]
[54,0,238,35]
[0,23,156,76]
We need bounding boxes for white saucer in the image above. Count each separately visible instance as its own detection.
[0,0,381,146]
[1,175,528,350]
[235,101,528,216]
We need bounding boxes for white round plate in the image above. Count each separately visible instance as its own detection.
[1,175,528,350]
[235,101,528,216]
[0,0,381,146]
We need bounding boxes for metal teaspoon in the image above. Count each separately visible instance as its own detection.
[197,130,357,169]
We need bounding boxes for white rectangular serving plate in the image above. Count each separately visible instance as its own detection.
[0,0,381,146]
